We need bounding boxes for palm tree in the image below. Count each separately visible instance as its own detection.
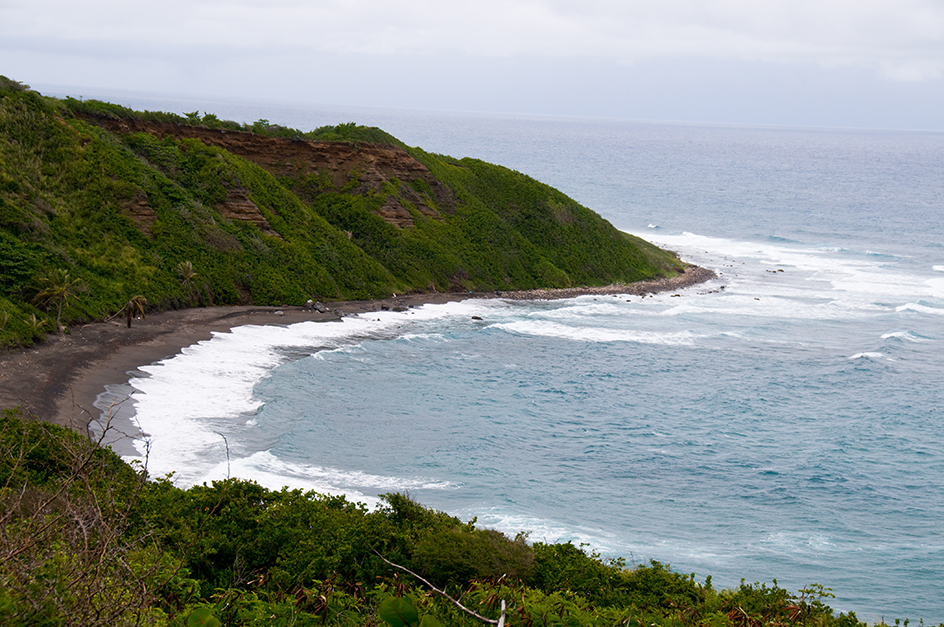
[26,313,45,332]
[176,261,197,304]
[32,269,84,331]
[123,295,147,328]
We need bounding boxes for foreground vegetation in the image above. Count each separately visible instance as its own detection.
[2,409,924,626]
[3,76,925,624]
[0,76,683,347]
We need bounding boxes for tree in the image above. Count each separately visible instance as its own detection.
[123,295,147,328]
[32,269,84,331]
[177,261,197,304]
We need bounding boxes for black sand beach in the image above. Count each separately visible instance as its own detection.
[0,266,715,434]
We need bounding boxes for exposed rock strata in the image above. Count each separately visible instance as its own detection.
[120,191,157,237]
[217,189,280,239]
[82,116,455,229]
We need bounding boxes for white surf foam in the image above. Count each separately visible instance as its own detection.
[533,299,626,315]
[489,233,938,333]
[848,352,887,361]
[469,508,613,549]
[158,450,457,507]
[927,277,944,298]
[469,507,736,572]
[239,451,453,496]
[896,302,944,316]
[122,302,474,485]
[880,331,929,342]
[398,332,448,343]
[491,319,700,345]
[634,231,936,308]
[758,531,837,554]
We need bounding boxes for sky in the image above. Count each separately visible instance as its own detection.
[2,0,944,130]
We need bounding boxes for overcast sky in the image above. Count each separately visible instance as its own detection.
[3,0,944,130]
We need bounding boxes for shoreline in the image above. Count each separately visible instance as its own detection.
[0,266,715,436]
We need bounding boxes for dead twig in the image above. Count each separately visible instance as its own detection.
[373,550,503,625]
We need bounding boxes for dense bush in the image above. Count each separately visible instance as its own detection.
[0,410,161,626]
[0,410,921,626]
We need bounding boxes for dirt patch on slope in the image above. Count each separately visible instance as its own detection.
[82,115,455,229]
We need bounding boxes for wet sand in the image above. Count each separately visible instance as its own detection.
[0,266,715,435]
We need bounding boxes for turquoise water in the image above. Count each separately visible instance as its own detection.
[94,99,944,621]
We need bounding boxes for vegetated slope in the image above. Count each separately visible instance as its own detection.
[0,77,684,347]
[0,408,868,627]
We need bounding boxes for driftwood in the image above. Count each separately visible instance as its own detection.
[373,551,506,626]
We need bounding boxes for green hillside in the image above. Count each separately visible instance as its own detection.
[0,409,877,627]
[0,77,683,347]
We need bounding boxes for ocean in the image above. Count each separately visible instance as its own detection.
[83,92,944,622]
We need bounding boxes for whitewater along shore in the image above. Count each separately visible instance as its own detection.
[0,265,715,438]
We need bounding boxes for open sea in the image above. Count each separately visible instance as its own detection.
[81,91,944,622]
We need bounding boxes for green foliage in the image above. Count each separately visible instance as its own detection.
[415,154,682,287]
[0,407,134,490]
[1,411,934,627]
[0,75,30,93]
[0,84,686,346]
[32,268,85,329]
[0,410,168,626]
[379,596,420,626]
[306,122,405,146]
[0,230,41,296]
[0,88,406,345]
[378,596,445,627]
[186,607,221,627]
[63,97,244,132]
[413,526,534,586]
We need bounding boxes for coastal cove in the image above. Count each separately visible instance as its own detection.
[0,266,715,435]
[68,100,944,622]
[2,86,943,623]
[104,225,944,622]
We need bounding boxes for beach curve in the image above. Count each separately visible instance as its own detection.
[0,265,716,435]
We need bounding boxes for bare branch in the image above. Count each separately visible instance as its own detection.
[373,550,500,625]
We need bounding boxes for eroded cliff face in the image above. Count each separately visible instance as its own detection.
[86,116,456,229]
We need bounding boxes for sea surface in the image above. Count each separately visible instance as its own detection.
[84,91,944,622]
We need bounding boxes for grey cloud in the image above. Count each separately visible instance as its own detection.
[4,0,944,129]
[4,0,943,79]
